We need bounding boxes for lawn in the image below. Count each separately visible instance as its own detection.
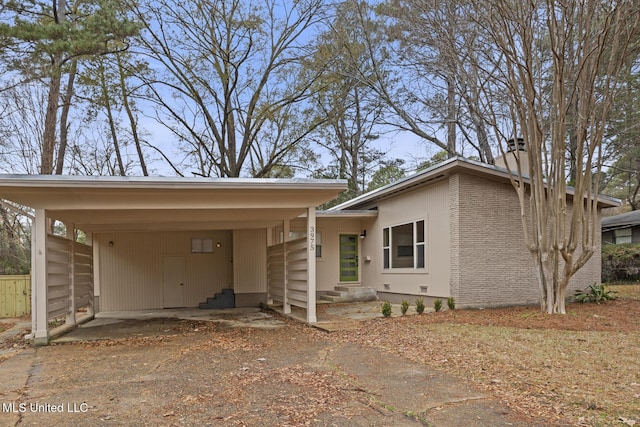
[326,283,640,426]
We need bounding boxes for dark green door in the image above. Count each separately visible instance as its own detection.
[339,234,358,282]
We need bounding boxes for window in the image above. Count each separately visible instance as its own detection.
[191,238,213,253]
[614,228,632,244]
[383,220,425,269]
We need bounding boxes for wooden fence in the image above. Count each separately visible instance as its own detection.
[0,275,31,318]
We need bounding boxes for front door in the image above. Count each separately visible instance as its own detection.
[163,256,185,308]
[339,234,358,282]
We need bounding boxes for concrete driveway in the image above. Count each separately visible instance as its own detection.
[0,307,535,426]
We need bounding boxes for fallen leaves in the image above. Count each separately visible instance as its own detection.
[320,295,640,426]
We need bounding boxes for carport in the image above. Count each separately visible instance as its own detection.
[0,175,346,344]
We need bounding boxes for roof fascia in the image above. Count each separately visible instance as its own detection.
[331,157,620,210]
[0,175,347,191]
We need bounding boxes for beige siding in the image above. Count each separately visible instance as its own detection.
[233,229,267,294]
[362,180,450,297]
[97,230,232,311]
[451,172,602,308]
[315,218,363,291]
[287,217,364,291]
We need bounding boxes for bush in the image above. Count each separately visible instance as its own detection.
[381,301,392,317]
[433,298,442,312]
[575,283,617,303]
[415,298,425,314]
[447,297,456,310]
[400,300,410,315]
[601,243,640,283]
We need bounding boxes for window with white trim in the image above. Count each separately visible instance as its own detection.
[383,220,425,269]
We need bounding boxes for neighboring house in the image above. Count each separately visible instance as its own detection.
[0,155,619,344]
[602,210,640,244]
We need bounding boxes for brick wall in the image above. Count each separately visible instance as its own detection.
[450,172,602,308]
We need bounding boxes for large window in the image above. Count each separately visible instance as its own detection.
[383,220,425,269]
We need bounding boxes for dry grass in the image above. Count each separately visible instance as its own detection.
[608,283,640,300]
[327,284,640,426]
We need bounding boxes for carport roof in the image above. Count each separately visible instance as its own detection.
[0,175,347,232]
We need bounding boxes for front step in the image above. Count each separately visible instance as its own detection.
[319,285,377,303]
[199,288,235,309]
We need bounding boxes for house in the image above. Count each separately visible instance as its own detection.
[0,156,619,344]
[602,210,640,244]
[310,156,618,307]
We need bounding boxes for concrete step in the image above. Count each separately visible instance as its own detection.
[324,290,344,297]
[319,294,347,303]
[199,288,235,309]
[334,285,364,292]
[320,285,378,303]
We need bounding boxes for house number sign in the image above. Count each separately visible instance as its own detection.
[309,225,315,251]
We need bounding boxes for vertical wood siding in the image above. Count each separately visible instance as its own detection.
[233,229,267,294]
[97,230,233,311]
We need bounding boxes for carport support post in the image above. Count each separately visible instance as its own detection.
[33,208,49,345]
[306,207,317,323]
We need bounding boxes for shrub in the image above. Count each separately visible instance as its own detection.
[415,298,425,314]
[381,301,392,317]
[433,298,443,312]
[400,300,410,315]
[574,283,617,303]
[447,297,456,310]
[601,243,640,283]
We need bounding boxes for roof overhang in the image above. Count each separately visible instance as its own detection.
[601,210,640,229]
[0,175,347,232]
[330,157,621,210]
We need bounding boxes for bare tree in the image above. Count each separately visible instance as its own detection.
[474,0,640,313]
[307,0,389,198]
[347,0,494,161]
[0,83,47,174]
[131,0,329,177]
[602,70,640,209]
[0,204,31,275]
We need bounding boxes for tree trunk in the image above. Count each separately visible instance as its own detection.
[41,0,67,175]
[55,59,77,175]
[100,62,126,176]
[117,53,148,176]
[446,74,456,157]
[42,65,62,174]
